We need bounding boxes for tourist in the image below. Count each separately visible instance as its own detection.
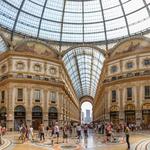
[105,123,112,142]
[54,122,59,144]
[83,124,88,137]
[19,124,26,143]
[29,125,34,141]
[125,124,130,150]
[38,124,45,141]
[63,125,69,143]
[76,123,81,142]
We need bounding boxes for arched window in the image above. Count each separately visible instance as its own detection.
[49,107,57,113]
[15,105,25,112]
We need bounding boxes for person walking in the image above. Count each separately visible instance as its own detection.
[125,125,130,150]
[39,124,45,141]
[76,123,82,143]
[29,125,34,141]
[63,125,69,143]
[83,124,88,138]
[54,122,59,144]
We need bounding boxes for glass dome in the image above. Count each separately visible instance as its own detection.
[0,0,149,43]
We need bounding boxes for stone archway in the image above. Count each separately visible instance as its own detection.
[14,105,26,130]
[48,107,58,127]
[32,106,43,130]
[124,104,136,124]
[80,96,93,124]
[142,103,150,128]
[110,105,119,124]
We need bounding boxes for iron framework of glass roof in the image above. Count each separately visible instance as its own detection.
[0,0,149,45]
[0,35,7,52]
[63,47,105,98]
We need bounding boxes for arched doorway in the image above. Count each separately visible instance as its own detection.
[32,106,42,130]
[81,102,93,124]
[0,107,7,127]
[14,105,26,130]
[48,107,58,127]
[110,105,119,124]
[125,104,135,124]
[142,103,150,128]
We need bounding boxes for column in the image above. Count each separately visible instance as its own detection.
[135,85,142,125]
[7,87,14,130]
[119,88,124,123]
[43,89,48,127]
[26,87,32,127]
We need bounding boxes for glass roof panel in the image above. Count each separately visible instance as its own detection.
[63,47,105,98]
[0,36,7,52]
[0,0,149,43]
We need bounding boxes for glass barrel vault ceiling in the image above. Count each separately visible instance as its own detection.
[0,36,7,52]
[0,0,150,43]
[63,47,105,98]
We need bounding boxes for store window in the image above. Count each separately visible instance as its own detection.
[34,90,40,102]
[112,90,116,102]
[127,87,132,100]
[145,86,150,99]
[111,65,117,73]
[17,88,23,101]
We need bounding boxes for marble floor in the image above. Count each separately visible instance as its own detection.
[2,130,150,150]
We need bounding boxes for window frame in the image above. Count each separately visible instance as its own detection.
[111,65,117,73]
[145,86,150,99]
[17,88,23,101]
[127,87,132,100]
[112,90,116,102]
[34,89,41,102]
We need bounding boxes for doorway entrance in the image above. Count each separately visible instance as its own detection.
[14,105,26,131]
[81,102,93,124]
[0,107,7,127]
[48,107,58,127]
[32,106,42,130]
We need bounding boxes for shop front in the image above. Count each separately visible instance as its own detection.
[110,111,119,124]
[32,106,43,130]
[125,104,135,124]
[48,107,58,127]
[142,103,150,129]
[14,105,26,130]
[110,105,119,124]
[0,107,7,127]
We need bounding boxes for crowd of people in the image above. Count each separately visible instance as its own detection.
[14,122,91,144]
[0,121,149,150]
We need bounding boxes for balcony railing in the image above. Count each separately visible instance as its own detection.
[103,70,150,84]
